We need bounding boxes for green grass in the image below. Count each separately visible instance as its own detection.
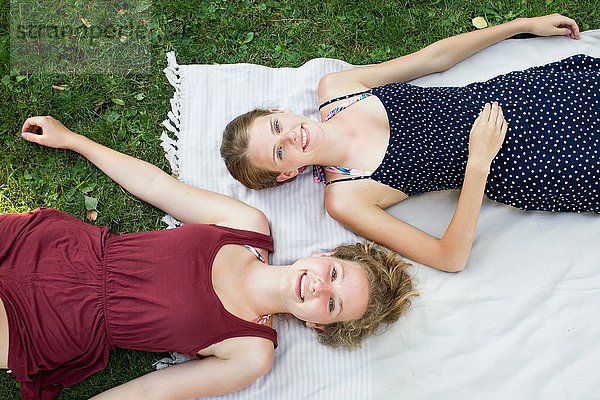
[0,0,599,398]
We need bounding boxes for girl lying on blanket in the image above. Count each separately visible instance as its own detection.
[0,116,416,400]
[221,13,599,272]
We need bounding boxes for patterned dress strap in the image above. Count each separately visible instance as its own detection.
[243,245,271,325]
[311,89,373,186]
[324,175,371,187]
[319,89,372,110]
[312,165,373,186]
[323,93,373,122]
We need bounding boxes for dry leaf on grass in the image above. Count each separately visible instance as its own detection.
[472,16,488,29]
[86,210,98,221]
[80,17,92,28]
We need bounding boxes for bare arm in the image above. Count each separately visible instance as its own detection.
[319,14,580,99]
[91,338,274,400]
[327,103,507,272]
[21,116,269,234]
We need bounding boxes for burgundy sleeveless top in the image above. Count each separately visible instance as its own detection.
[0,208,277,400]
[105,222,278,353]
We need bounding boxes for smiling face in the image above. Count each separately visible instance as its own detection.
[280,254,370,327]
[247,111,323,181]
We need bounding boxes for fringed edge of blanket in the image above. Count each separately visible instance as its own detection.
[161,51,183,229]
[156,52,188,368]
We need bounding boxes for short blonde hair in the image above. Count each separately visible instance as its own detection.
[221,109,297,190]
[318,242,417,348]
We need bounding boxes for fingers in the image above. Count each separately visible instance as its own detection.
[21,116,49,143]
[495,103,504,126]
[571,20,581,39]
[558,15,580,39]
[468,101,508,166]
[489,102,499,122]
[500,119,508,138]
[532,14,580,40]
[479,102,502,123]
[555,26,578,39]
[552,14,580,39]
[21,131,43,144]
[21,116,48,134]
[475,102,507,136]
[479,102,491,121]
[556,27,571,36]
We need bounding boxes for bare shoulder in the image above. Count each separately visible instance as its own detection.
[217,207,271,237]
[201,336,275,371]
[325,179,407,218]
[317,70,370,107]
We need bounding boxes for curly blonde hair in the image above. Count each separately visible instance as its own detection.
[319,242,417,348]
[221,109,296,190]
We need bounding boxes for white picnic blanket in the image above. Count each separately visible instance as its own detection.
[160,31,600,400]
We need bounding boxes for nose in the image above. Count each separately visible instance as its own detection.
[312,278,332,297]
[282,130,297,144]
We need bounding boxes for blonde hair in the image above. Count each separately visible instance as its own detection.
[319,242,417,348]
[221,109,297,190]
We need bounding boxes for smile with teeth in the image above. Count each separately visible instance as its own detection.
[301,126,310,151]
[299,272,308,301]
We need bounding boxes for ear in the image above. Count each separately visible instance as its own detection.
[305,321,326,331]
[276,169,300,182]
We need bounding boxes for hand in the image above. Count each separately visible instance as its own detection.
[468,102,508,170]
[525,13,580,40]
[21,116,79,149]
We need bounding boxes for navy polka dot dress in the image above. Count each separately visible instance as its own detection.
[368,54,599,212]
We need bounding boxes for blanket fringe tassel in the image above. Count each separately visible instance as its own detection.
[156,52,189,369]
[161,51,183,229]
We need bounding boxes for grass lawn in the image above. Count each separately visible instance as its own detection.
[0,0,598,398]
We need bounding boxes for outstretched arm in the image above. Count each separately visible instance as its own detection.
[91,338,274,400]
[327,103,507,272]
[319,14,580,98]
[21,116,269,234]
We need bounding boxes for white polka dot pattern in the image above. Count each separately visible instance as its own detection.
[369,54,599,212]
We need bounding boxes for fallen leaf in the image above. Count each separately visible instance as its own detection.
[117,9,127,15]
[77,181,96,194]
[52,85,67,91]
[136,1,151,13]
[243,32,255,44]
[105,111,120,123]
[135,93,145,101]
[112,98,125,106]
[84,195,98,211]
[472,16,488,29]
[86,210,98,221]
[119,35,128,43]
[80,17,92,28]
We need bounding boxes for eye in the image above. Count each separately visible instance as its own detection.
[328,297,335,313]
[276,146,283,160]
[331,267,337,281]
[274,119,281,133]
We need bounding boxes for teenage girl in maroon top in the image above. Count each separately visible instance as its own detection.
[0,116,415,399]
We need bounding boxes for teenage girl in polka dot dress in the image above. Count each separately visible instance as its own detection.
[222,14,598,272]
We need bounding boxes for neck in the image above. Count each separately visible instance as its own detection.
[315,118,356,167]
[243,261,291,316]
